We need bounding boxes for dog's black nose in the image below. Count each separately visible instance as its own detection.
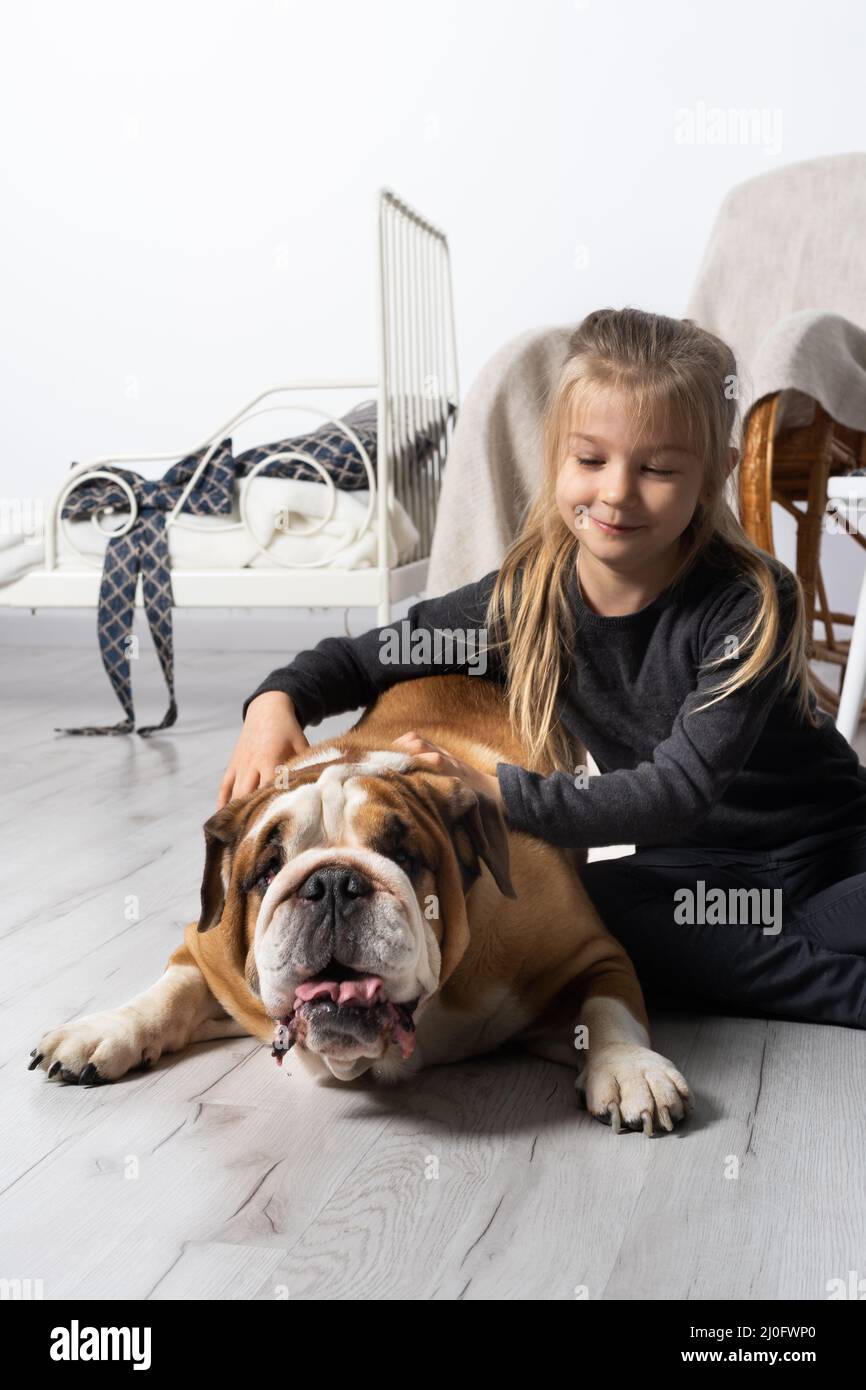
[297,865,374,907]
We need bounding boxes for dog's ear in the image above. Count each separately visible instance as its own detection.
[420,774,517,901]
[198,783,293,933]
[404,774,515,987]
[197,799,255,934]
[445,780,517,901]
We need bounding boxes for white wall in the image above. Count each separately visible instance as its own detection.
[2,0,865,632]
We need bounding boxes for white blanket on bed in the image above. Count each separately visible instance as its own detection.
[0,475,419,586]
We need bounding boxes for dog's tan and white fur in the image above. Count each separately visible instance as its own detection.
[30,675,692,1135]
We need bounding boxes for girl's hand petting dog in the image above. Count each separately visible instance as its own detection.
[392,731,504,808]
[218,691,310,810]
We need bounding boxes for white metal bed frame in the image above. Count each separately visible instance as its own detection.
[1,187,459,626]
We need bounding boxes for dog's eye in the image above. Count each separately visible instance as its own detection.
[255,858,281,892]
[392,847,418,867]
[392,847,427,875]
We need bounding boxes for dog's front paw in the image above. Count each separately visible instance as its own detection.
[28,1009,157,1085]
[576,1043,693,1136]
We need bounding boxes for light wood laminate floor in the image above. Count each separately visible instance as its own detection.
[3,635,865,1300]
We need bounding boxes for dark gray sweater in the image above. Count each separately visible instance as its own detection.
[242,553,866,852]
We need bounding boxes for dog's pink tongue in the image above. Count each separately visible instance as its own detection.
[294,976,384,1009]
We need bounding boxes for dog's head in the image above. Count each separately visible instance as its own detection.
[196,745,516,1079]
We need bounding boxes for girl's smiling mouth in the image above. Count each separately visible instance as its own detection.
[591,516,645,535]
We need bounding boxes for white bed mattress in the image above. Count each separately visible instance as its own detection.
[0,476,419,586]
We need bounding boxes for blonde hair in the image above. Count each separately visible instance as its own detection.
[482,306,821,776]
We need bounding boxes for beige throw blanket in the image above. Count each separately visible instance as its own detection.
[428,153,866,595]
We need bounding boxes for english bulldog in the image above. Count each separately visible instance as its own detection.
[29,674,693,1135]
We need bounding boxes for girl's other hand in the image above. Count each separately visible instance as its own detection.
[217,691,310,810]
[392,731,503,807]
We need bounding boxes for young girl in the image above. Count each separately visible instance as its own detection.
[220,307,866,1031]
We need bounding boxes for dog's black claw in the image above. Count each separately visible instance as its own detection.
[48,1060,62,1079]
[27,1053,44,1071]
[60,1066,80,1084]
[79,1063,103,1086]
[29,1047,38,1057]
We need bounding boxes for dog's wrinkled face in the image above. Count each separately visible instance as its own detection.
[196,746,515,1078]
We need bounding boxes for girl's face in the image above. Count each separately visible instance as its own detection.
[555,386,710,572]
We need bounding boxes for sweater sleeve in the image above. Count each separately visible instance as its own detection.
[495,571,801,849]
[242,569,504,727]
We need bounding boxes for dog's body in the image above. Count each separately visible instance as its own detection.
[30,675,692,1135]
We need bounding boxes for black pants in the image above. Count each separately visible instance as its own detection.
[579,825,866,1029]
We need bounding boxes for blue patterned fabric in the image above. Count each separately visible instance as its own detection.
[56,438,236,737]
[235,400,379,487]
[55,398,453,736]
[234,398,453,486]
